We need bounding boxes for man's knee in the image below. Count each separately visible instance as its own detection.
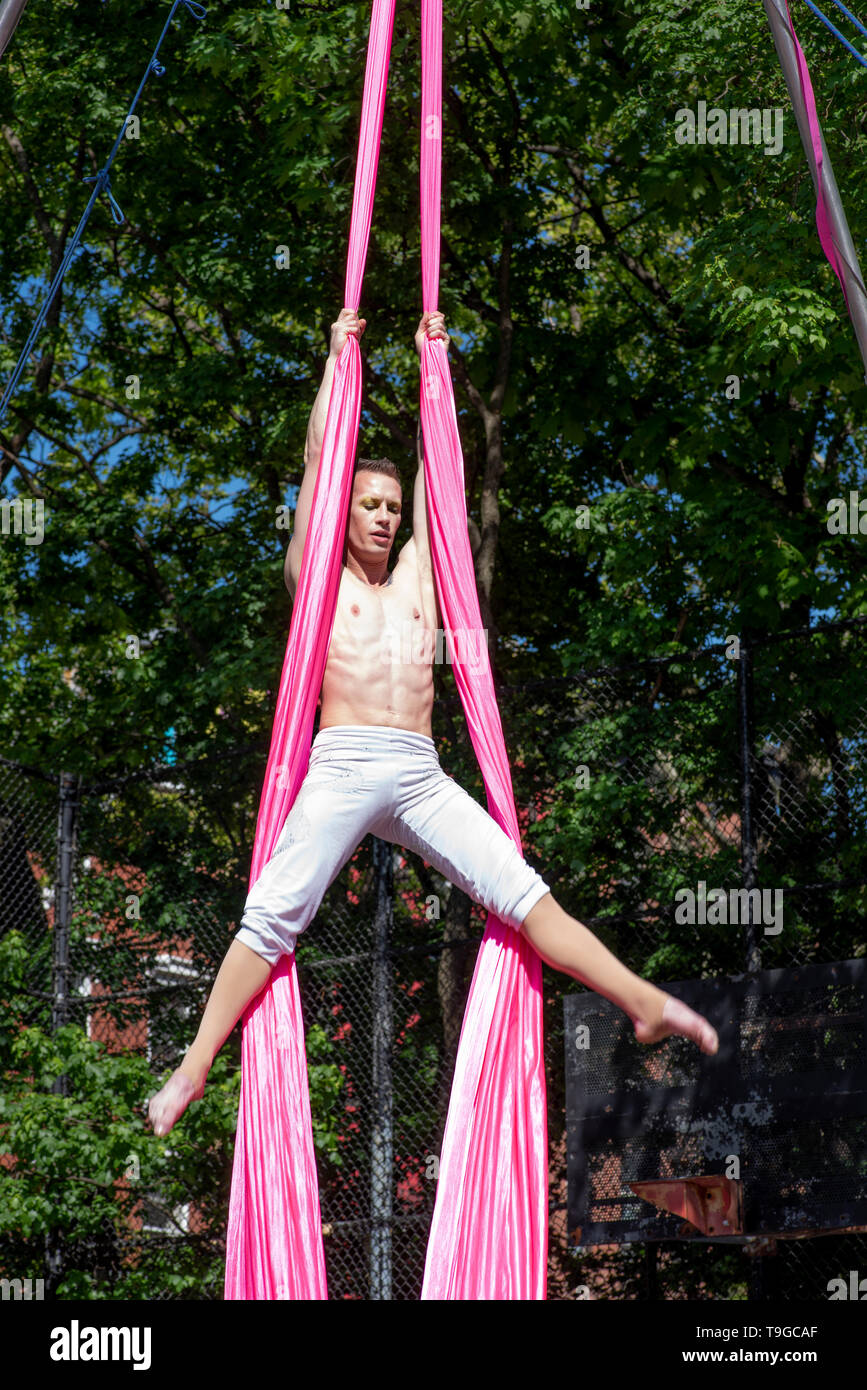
[234,920,298,967]
[519,888,554,932]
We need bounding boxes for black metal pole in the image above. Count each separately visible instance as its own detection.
[369,835,394,1299]
[748,1250,765,1301]
[737,639,761,974]
[46,770,78,1297]
[51,771,78,1043]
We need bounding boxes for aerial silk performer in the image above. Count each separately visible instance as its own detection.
[223,0,548,1299]
[3,0,726,1302]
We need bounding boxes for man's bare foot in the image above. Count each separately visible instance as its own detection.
[633,990,719,1055]
[148,1068,205,1137]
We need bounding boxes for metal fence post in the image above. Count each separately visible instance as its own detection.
[46,769,79,1296]
[369,835,394,1299]
[51,771,79,1050]
[738,637,765,1305]
[737,639,762,974]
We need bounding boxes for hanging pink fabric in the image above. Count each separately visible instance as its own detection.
[417,0,547,1299]
[225,0,548,1300]
[783,0,850,308]
[224,0,397,1300]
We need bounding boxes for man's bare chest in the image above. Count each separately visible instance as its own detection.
[327,569,436,667]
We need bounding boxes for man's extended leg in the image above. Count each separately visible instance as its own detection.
[149,737,389,1136]
[520,892,717,1053]
[148,940,272,1136]
[382,751,718,1055]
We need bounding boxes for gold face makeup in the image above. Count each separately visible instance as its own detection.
[358,494,401,514]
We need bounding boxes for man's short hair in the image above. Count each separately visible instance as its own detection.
[354,457,402,489]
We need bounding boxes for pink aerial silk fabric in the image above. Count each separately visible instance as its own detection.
[225,0,547,1300]
[417,0,547,1299]
[783,0,851,308]
[224,0,396,1300]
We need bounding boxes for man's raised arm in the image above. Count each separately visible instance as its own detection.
[410,311,451,571]
[284,308,366,597]
[412,416,432,569]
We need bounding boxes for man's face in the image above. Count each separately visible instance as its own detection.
[346,471,402,560]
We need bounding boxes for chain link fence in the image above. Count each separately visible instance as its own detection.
[1,616,865,1299]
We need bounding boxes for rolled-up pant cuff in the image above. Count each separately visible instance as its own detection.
[233,924,288,968]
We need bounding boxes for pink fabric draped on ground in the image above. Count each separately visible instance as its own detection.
[225,0,547,1300]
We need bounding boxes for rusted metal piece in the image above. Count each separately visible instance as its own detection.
[628,1175,744,1236]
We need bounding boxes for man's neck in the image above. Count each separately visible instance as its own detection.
[344,556,392,587]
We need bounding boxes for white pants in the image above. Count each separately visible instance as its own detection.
[235,725,550,965]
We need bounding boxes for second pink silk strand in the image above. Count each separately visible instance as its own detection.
[418,0,547,1299]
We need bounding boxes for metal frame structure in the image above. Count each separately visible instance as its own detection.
[762,0,867,379]
[0,0,29,62]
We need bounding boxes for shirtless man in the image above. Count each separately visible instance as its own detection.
[148,308,717,1136]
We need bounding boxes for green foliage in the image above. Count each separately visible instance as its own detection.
[1,0,866,764]
[1,0,866,1300]
[305,1023,348,1167]
[0,928,237,1296]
